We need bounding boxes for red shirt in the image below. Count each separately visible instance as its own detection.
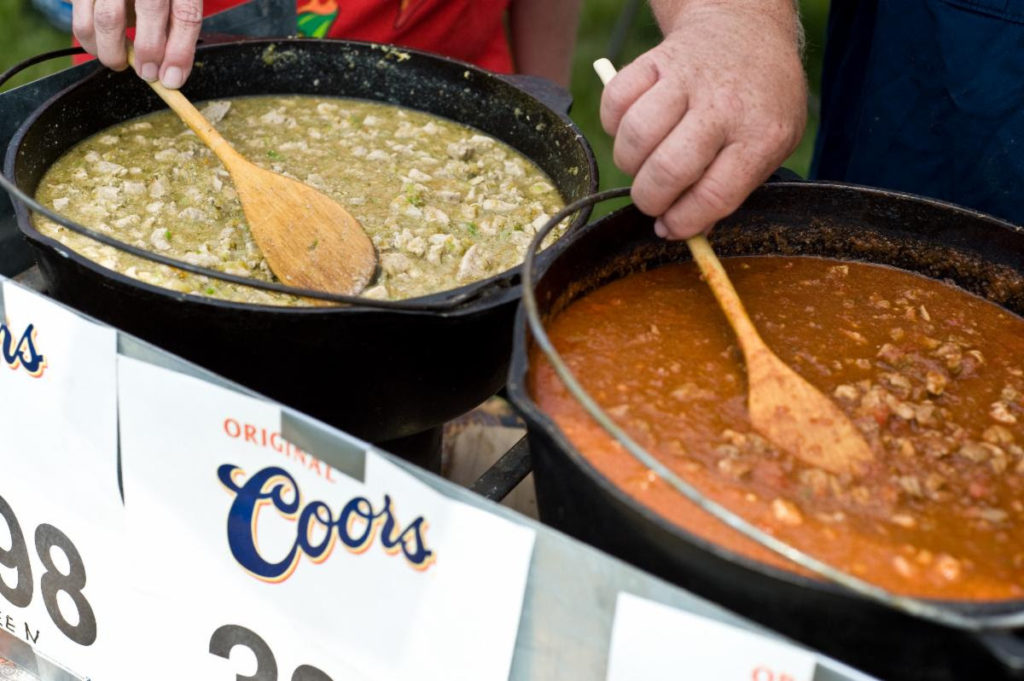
[75,0,514,73]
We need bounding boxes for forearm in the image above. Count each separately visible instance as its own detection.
[650,0,803,51]
[508,0,582,88]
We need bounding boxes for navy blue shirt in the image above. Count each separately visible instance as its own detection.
[812,0,1024,225]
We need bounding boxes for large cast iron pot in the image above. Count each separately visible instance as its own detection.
[507,183,1024,681]
[3,38,596,450]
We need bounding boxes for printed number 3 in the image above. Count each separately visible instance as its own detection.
[0,496,97,646]
[209,625,333,681]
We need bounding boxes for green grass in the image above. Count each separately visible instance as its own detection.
[0,0,70,92]
[792,0,831,177]
[568,1,664,215]
[0,0,830,194]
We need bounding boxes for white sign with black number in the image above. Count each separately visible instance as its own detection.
[116,356,536,681]
[606,592,818,681]
[0,282,125,680]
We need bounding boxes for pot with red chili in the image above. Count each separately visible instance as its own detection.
[508,185,1024,680]
[532,254,1024,600]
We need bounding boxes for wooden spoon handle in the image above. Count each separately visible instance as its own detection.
[592,59,767,357]
[594,58,618,86]
[686,235,764,357]
[125,46,244,168]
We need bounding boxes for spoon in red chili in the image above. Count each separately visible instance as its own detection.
[594,58,873,476]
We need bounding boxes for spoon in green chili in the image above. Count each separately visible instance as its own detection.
[127,46,377,298]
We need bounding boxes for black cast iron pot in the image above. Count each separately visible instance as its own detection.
[507,183,1024,681]
[3,38,597,448]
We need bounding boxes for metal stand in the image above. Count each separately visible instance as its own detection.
[0,10,293,675]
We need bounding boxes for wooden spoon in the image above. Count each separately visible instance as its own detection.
[126,47,377,297]
[593,58,873,475]
[685,236,874,475]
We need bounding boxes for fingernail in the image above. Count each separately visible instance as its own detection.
[161,66,183,90]
[140,62,158,82]
[654,220,668,238]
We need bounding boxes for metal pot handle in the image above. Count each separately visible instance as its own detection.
[0,47,86,89]
[498,74,573,117]
[520,187,1024,636]
[0,36,249,94]
[977,631,1024,676]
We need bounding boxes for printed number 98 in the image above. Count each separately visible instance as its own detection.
[0,495,96,646]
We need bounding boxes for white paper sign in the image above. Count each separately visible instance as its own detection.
[607,593,817,681]
[0,283,124,680]
[116,356,536,681]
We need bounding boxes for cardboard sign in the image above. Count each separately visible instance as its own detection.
[0,282,124,680]
[607,593,817,681]
[116,356,536,681]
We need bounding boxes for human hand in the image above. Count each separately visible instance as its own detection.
[599,3,807,239]
[72,0,203,89]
